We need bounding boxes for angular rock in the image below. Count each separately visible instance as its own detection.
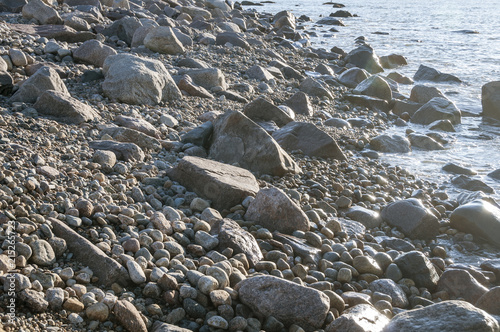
[482,81,500,121]
[413,64,462,83]
[19,289,49,312]
[392,99,422,117]
[345,94,390,112]
[181,121,213,148]
[115,115,160,139]
[408,133,444,150]
[237,275,330,331]
[394,251,439,290]
[410,85,445,104]
[102,54,182,105]
[353,75,392,101]
[429,119,456,132]
[437,269,488,303]
[22,0,62,25]
[381,198,440,240]
[370,134,410,153]
[387,72,413,84]
[211,218,263,267]
[100,127,161,151]
[144,26,185,54]
[368,279,410,309]
[113,300,148,332]
[33,90,99,124]
[272,121,346,160]
[73,40,117,67]
[215,32,250,50]
[382,300,499,332]
[338,67,370,88]
[9,66,69,104]
[178,75,213,98]
[89,140,144,162]
[101,16,141,46]
[181,68,227,91]
[443,163,477,175]
[166,156,259,211]
[317,17,345,26]
[50,217,129,286]
[450,200,500,247]
[326,304,389,332]
[299,77,333,100]
[243,97,293,127]
[411,97,461,125]
[246,65,274,82]
[244,187,309,234]
[209,111,299,176]
[451,176,494,194]
[488,169,500,180]
[345,44,384,74]
[284,91,313,116]
[152,321,193,332]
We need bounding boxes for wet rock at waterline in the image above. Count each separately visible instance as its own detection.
[482,81,500,121]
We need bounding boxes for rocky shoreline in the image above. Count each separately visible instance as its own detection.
[1,0,500,331]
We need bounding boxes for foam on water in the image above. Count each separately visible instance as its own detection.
[249,0,500,199]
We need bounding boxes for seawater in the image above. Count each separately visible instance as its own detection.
[247,0,500,200]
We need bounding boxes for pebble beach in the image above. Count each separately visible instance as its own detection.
[0,0,500,331]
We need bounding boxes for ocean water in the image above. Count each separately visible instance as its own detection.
[247,0,500,200]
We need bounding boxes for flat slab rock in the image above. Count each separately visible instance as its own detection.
[167,156,259,211]
[236,275,330,331]
[8,23,95,43]
[49,217,129,287]
[382,300,499,332]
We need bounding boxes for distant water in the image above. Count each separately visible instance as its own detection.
[247,0,500,200]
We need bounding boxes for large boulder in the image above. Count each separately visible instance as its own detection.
[411,97,461,125]
[353,75,392,101]
[9,66,69,104]
[345,44,384,74]
[33,90,99,124]
[450,200,500,247]
[166,156,259,211]
[382,300,499,332]
[272,122,346,160]
[370,134,411,153]
[237,275,330,331]
[482,81,500,121]
[381,199,440,240]
[209,111,299,176]
[244,187,309,234]
[102,54,182,105]
[246,65,274,82]
[451,175,494,194]
[243,97,294,127]
[413,64,462,83]
[394,251,439,290]
[345,206,382,228]
[73,40,117,67]
[211,218,263,267]
[437,269,488,303]
[380,54,407,69]
[338,67,370,88]
[22,0,62,25]
[326,304,389,332]
[408,133,444,150]
[476,287,500,315]
[144,27,185,54]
